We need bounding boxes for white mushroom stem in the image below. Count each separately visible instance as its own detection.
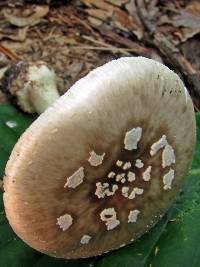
[4,61,60,114]
[23,64,60,114]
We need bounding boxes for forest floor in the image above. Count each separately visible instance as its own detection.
[0,0,199,110]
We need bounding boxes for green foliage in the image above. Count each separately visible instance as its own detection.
[0,104,199,267]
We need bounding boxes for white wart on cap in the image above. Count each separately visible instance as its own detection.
[3,57,196,259]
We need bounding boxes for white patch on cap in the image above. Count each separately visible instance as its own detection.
[112,184,119,192]
[163,168,175,190]
[135,159,144,168]
[106,184,119,196]
[100,208,120,230]
[108,172,116,179]
[64,167,84,188]
[121,186,129,198]
[57,214,73,231]
[162,144,175,168]
[123,162,131,170]
[127,171,136,182]
[142,166,152,181]
[121,186,143,199]
[116,160,123,167]
[121,178,126,183]
[95,182,118,198]
[128,210,140,223]
[95,182,109,198]
[150,135,167,156]
[128,187,144,199]
[116,173,125,182]
[124,127,142,150]
[80,234,92,244]
[88,151,105,166]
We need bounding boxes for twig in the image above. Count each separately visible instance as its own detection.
[71,45,132,55]
[0,44,21,62]
[82,35,132,55]
[82,35,111,47]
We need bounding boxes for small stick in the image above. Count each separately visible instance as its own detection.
[0,44,21,62]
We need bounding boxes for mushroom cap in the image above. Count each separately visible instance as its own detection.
[3,57,196,259]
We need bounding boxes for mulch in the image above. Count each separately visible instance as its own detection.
[0,0,199,110]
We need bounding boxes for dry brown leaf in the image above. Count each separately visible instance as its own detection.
[125,0,144,39]
[84,0,143,39]
[88,16,102,27]
[105,0,129,7]
[173,1,200,42]
[0,0,198,110]
[174,12,200,30]
[81,0,96,7]
[3,5,49,27]
[174,12,200,41]
[185,1,200,16]
[0,27,28,41]
[112,8,143,38]
[86,8,112,21]
[181,38,200,70]
[81,0,114,11]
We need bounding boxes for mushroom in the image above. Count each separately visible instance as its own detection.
[3,57,196,259]
[1,61,60,114]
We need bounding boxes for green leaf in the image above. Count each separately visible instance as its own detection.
[0,104,199,267]
[147,189,200,267]
[145,114,200,267]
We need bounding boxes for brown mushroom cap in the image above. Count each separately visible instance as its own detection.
[3,57,196,259]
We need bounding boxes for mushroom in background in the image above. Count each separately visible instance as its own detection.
[3,57,196,259]
[1,61,60,114]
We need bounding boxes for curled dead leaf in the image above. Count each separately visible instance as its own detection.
[0,27,28,42]
[106,0,129,6]
[3,5,49,27]
[173,1,200,42]
[86,8,112,21]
